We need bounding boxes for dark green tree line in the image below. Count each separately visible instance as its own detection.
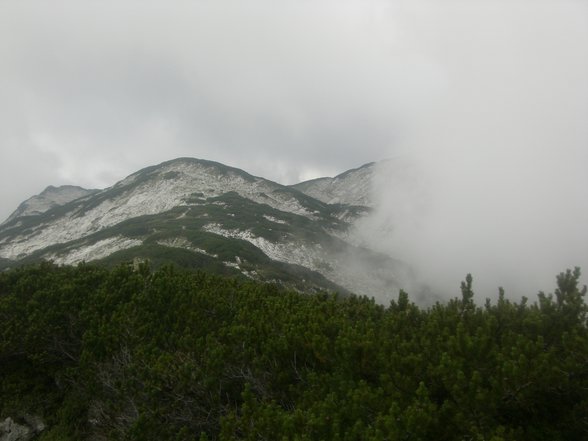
[0,263,586,440]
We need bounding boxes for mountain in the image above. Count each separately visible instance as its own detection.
[0,158,410,298]
[291,162,376,207]
[2,185,97,225]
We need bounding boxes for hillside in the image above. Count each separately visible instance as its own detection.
[1,185,97,226]
[0,263,586,440]
[291,161,376,207]
[0,158,409,298]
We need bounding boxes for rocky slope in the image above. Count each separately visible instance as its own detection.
[2,185,97,225]
[0,158,410,298]
[291,162,376,207]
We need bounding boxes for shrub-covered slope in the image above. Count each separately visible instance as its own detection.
[1,263,586,440]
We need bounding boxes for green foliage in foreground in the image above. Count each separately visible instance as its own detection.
[0,263,587,440]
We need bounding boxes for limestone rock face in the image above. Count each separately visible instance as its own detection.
[0,157,414,301]
[0,416,45,441]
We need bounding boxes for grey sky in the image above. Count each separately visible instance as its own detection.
[1,0,587,297]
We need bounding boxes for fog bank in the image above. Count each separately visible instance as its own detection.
[356,2,588,301]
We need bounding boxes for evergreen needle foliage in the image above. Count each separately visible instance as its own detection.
[0,262,586,440]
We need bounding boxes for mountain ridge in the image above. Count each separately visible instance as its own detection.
[0,158,409,299]
[291,161,376,206]
[2,184,98,225]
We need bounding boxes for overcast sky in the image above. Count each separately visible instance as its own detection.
[1,0,587,296]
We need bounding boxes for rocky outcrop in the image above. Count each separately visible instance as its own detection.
[0,416,45,441]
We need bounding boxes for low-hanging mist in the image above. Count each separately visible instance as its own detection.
[355,154,587,303]
[351,2,588,301]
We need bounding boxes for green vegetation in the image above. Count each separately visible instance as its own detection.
[6,190,367,294]
[1,263,586,440]
[98,244,243,276]
[0,258,12,271]
[17,190,346,265]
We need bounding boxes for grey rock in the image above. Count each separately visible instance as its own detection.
[0,416,45,441]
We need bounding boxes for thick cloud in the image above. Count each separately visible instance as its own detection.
[1,1,586,298]
[355,1,588,299]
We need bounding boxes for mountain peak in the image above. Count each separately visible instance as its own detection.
[3,185,97,225]
[291,161,377,207]
[0,158,411,299]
